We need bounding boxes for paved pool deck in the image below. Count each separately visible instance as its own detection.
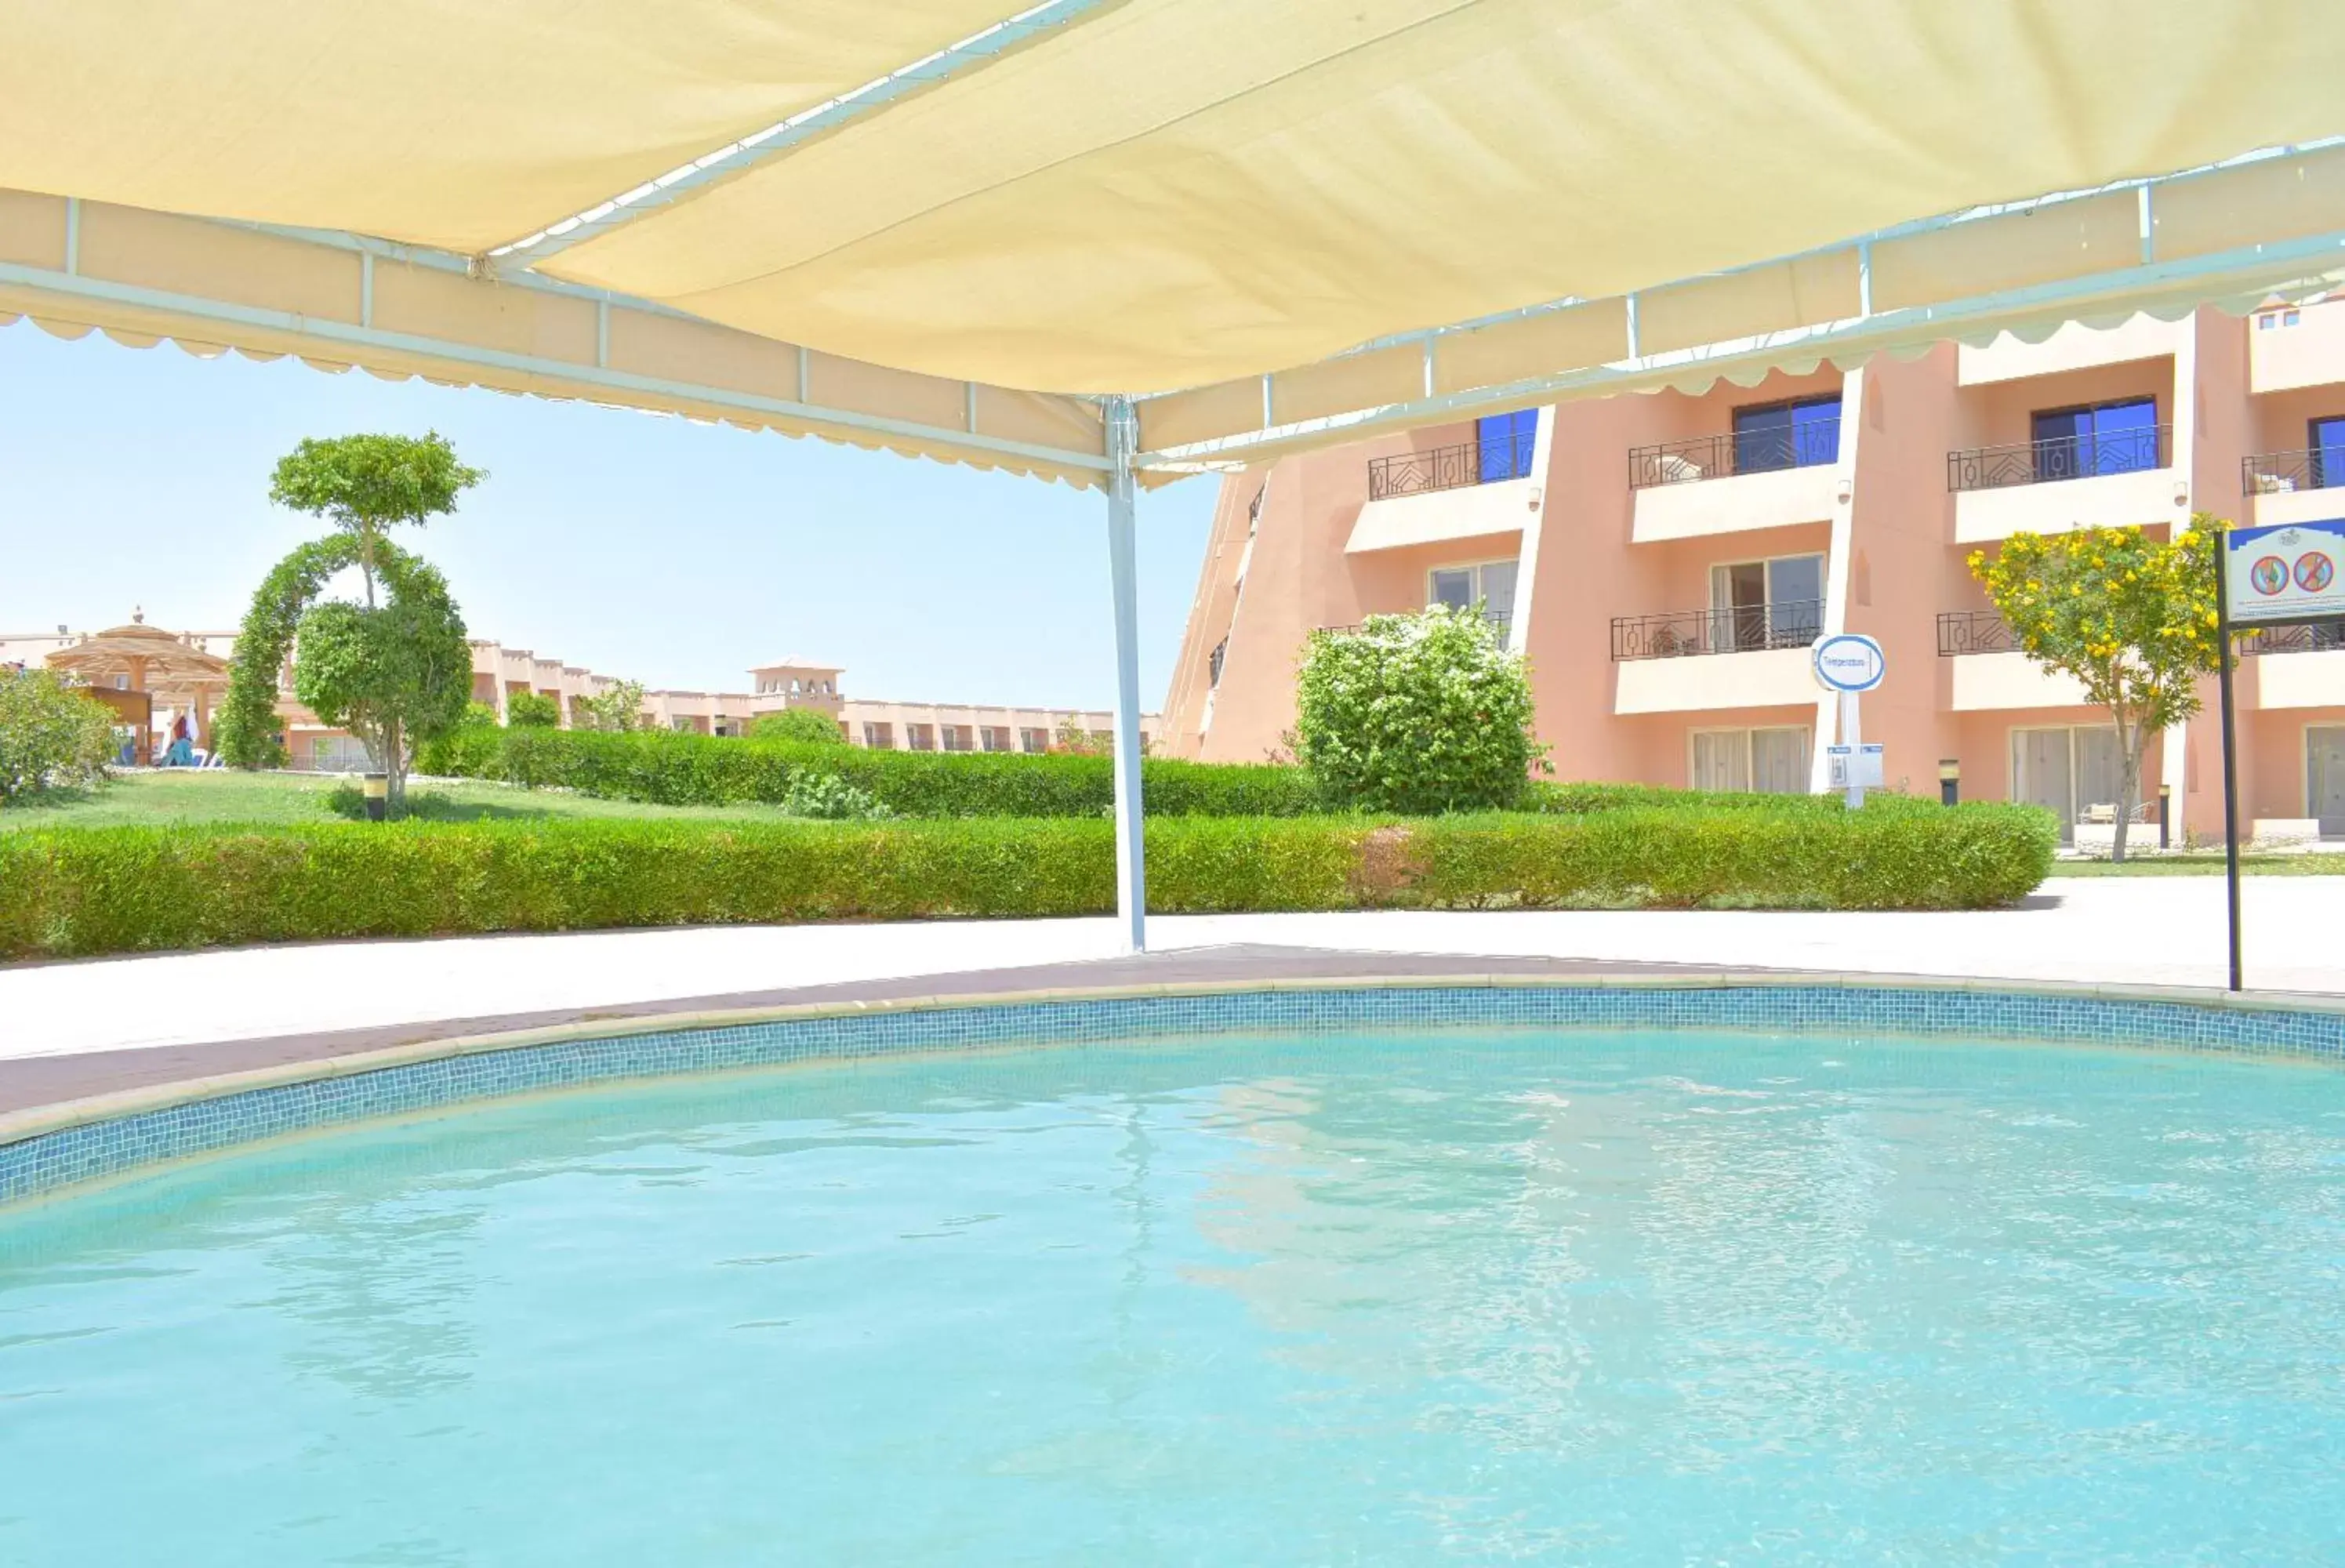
[2,875,2338,1112]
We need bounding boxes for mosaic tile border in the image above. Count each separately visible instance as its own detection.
[5,979,2343,1209]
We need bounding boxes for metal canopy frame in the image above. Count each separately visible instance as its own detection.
[9,0,2345,957]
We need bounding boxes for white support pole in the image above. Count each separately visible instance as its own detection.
[1104,394,1148,952]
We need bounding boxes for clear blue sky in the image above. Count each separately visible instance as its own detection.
[0,322,1218,710]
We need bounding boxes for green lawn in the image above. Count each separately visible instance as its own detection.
[2053,852,2345,877]
[0,770,820,831]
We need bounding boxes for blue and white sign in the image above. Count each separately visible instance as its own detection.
[1810,633,1886,693]
[2225,518,2345,625]
[1826,743,1886,791]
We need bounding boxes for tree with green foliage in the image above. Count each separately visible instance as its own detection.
[289,552,472,813]
[572,680,647,733]
[1294,604,1546,813]
[0,668,118,802]
[268,432,483,610]
[218,432,485,815]
[505,690,561,728]
[750,707,847,745]
[1969,516,2225,861]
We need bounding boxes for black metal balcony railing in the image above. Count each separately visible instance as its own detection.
[2240,448,2345,495]
[1946,425,2169,491]
[1937,609,2013,655]
[1626,418,1841,489]
[1367,430,1537,499]
[1941,610,2345,657]
[2238,621,2345,656]
[1610,599,1824,660]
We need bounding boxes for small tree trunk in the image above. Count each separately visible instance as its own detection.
[384,717,406,817]
[2111,711,2144,863]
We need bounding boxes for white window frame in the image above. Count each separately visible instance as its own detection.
[2008,724,2129,828]
[1706,553,1827,610]
[2307,724,2345,829]
[1426,557,1520,630]
[1686,724,1813,794]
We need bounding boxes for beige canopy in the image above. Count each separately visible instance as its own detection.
[1,1,2342,484]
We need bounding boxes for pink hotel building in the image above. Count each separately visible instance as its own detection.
[1160,303,2345,844]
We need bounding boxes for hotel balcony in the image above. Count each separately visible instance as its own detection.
[1626,422,1839,543]
[2248,299,2345,394]
[1934,611,2089,710]
[1610,600,1821,713]
[1345,430,1537,554]
[1940,610,2345,710]
[2241,448,2345,527]
[1948,425,2178,543]
[2240,622,2345,709]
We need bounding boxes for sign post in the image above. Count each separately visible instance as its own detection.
[1811,633,1887,808]
[2216,517,2345,993]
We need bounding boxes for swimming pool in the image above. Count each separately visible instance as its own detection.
[3,1011,2341,1563]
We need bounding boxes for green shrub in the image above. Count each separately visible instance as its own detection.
[0,669,118,803]
[416,724,1321,818]
[0,803,2055,960]
[504,690,561,728]
[1294,607,1545,813]
[750,708,848,746]
[776,771,891,820]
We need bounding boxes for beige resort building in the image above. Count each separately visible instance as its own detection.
[1162,303,2345,845]
[2,622,1152,767]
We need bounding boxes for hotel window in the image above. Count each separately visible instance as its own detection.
[906,723,936,751]
[1475,409,1537,483]
[1690,727,1811,794]
[1208,638,1228,688]
[2031,397,2158,480]
[1731,395,1841,474]
[2309,416,2345,489]
[1018,727,1049,753]
[980,725,1011,753]
[862,722,895,750]
[1428,559,1519,633]
[942,724,974,753]
[1708,554,1824,651]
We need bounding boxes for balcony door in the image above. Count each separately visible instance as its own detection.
[1428,559,1519,634]
[2031,398,2157,481]
[1731,395,1840,474]
[2311,416,2345,490]
[1710,554,1824,652]
[2311,726,2345,835]
[2011,725,2122,842]
[1476,410,1537,484]
[1691,726,1812,793]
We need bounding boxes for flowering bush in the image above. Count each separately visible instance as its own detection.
[0,668,118,802]
[1969,516,2224,858]
[1294,607,1545,812]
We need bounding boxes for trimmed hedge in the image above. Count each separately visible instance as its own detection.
[417,724,1321,818]
[0,804,2055,960]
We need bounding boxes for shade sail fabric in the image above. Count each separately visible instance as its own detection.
[5,0,2342,397]
[2,1,2341,416]
[0,1,1022,256]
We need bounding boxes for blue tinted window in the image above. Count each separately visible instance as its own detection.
[1476,410,1536,483]
[2311,416,2345,488]
[2032,399,2156,480]
[1732,397,1839,473]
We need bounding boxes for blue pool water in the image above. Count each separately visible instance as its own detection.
[2,1027,2343,1565]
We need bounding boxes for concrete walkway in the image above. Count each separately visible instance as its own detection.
[3,876,2338,1062]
